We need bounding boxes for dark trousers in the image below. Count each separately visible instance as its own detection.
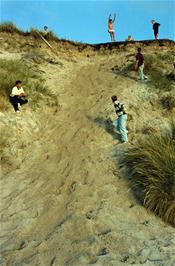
[9,96,28,111]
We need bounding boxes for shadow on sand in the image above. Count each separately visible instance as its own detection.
[87,115,144,204]
[87,115,121,141]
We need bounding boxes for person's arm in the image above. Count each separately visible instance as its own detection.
[108,14,111,21]
[135,54,139,69]
[113,13,116,23]
[11,87,17,97]
[19,88,26,97]
[122,104,127,114]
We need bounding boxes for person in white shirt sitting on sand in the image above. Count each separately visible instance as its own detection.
[9,80,28,112]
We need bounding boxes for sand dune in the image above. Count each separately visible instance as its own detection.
[0,35,175,265]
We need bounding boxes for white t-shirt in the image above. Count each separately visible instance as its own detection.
[11,86,25,97]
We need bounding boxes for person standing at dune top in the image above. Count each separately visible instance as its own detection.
[151,20,160,39]
[108,13,116,42]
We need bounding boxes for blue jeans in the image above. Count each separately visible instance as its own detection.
[117,114,128,142]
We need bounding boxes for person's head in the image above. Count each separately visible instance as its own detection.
[111,95,117,102]
[137,47,141,53]
[151,20,155,24]
[44,26,48,31]
[109,19,113,23]
[15,80,22,89]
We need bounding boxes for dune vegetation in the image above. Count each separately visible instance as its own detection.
[0,58,57,111]
[0,22,58,41]
[121,127,175,226]
[144,53,175,91]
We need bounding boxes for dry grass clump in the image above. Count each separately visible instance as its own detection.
[0,127,12,165]
[30,28,58,42]
[0,58,57,111]
[0,22,59,42]
[120,131,175,226]
[144,54,173,91]
[161,95,175,111]
[0,22,23,34]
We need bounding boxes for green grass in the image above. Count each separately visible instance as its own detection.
[120,130,175,226]
[144,54,174,91]
[0,58,57,111]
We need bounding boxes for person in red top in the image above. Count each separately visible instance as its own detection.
[108,13,116,42]
[135,48,147,81]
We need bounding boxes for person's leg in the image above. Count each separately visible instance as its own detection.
[139,65,144,80]
[138,66,142,80]
[112,32,115,42]
[110,32,113,42]
[18,97,28,106]
[142,64,147,79]
[154,31,158,39]
[10,96,19,112]
[116,117,121,132]
[119,114,128,143]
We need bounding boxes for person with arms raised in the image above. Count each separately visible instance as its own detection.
[108,13,116,42]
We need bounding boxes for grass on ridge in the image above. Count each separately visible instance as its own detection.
[0,22,59,42]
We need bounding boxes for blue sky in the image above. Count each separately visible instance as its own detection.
[0,0,174,43]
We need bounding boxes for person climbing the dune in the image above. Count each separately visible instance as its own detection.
[151,20,160,39]
[43,26,49,38]
[111,95,128,143]
[9,80,28,112]
[135,47,148,81]
[108,13,116,42]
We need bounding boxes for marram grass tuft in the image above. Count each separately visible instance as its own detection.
[121,131,175,226]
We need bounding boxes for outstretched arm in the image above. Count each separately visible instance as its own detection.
[113,13,116,23]
[108,14,111,21]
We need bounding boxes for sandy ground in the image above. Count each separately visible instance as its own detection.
[0,41,175,266]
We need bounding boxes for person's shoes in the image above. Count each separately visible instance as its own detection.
[122,140,129,144]
[16,110,20,113]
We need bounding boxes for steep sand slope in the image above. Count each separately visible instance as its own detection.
[0,42,175,266]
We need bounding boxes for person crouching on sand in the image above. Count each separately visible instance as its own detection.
[9,80,28,112]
